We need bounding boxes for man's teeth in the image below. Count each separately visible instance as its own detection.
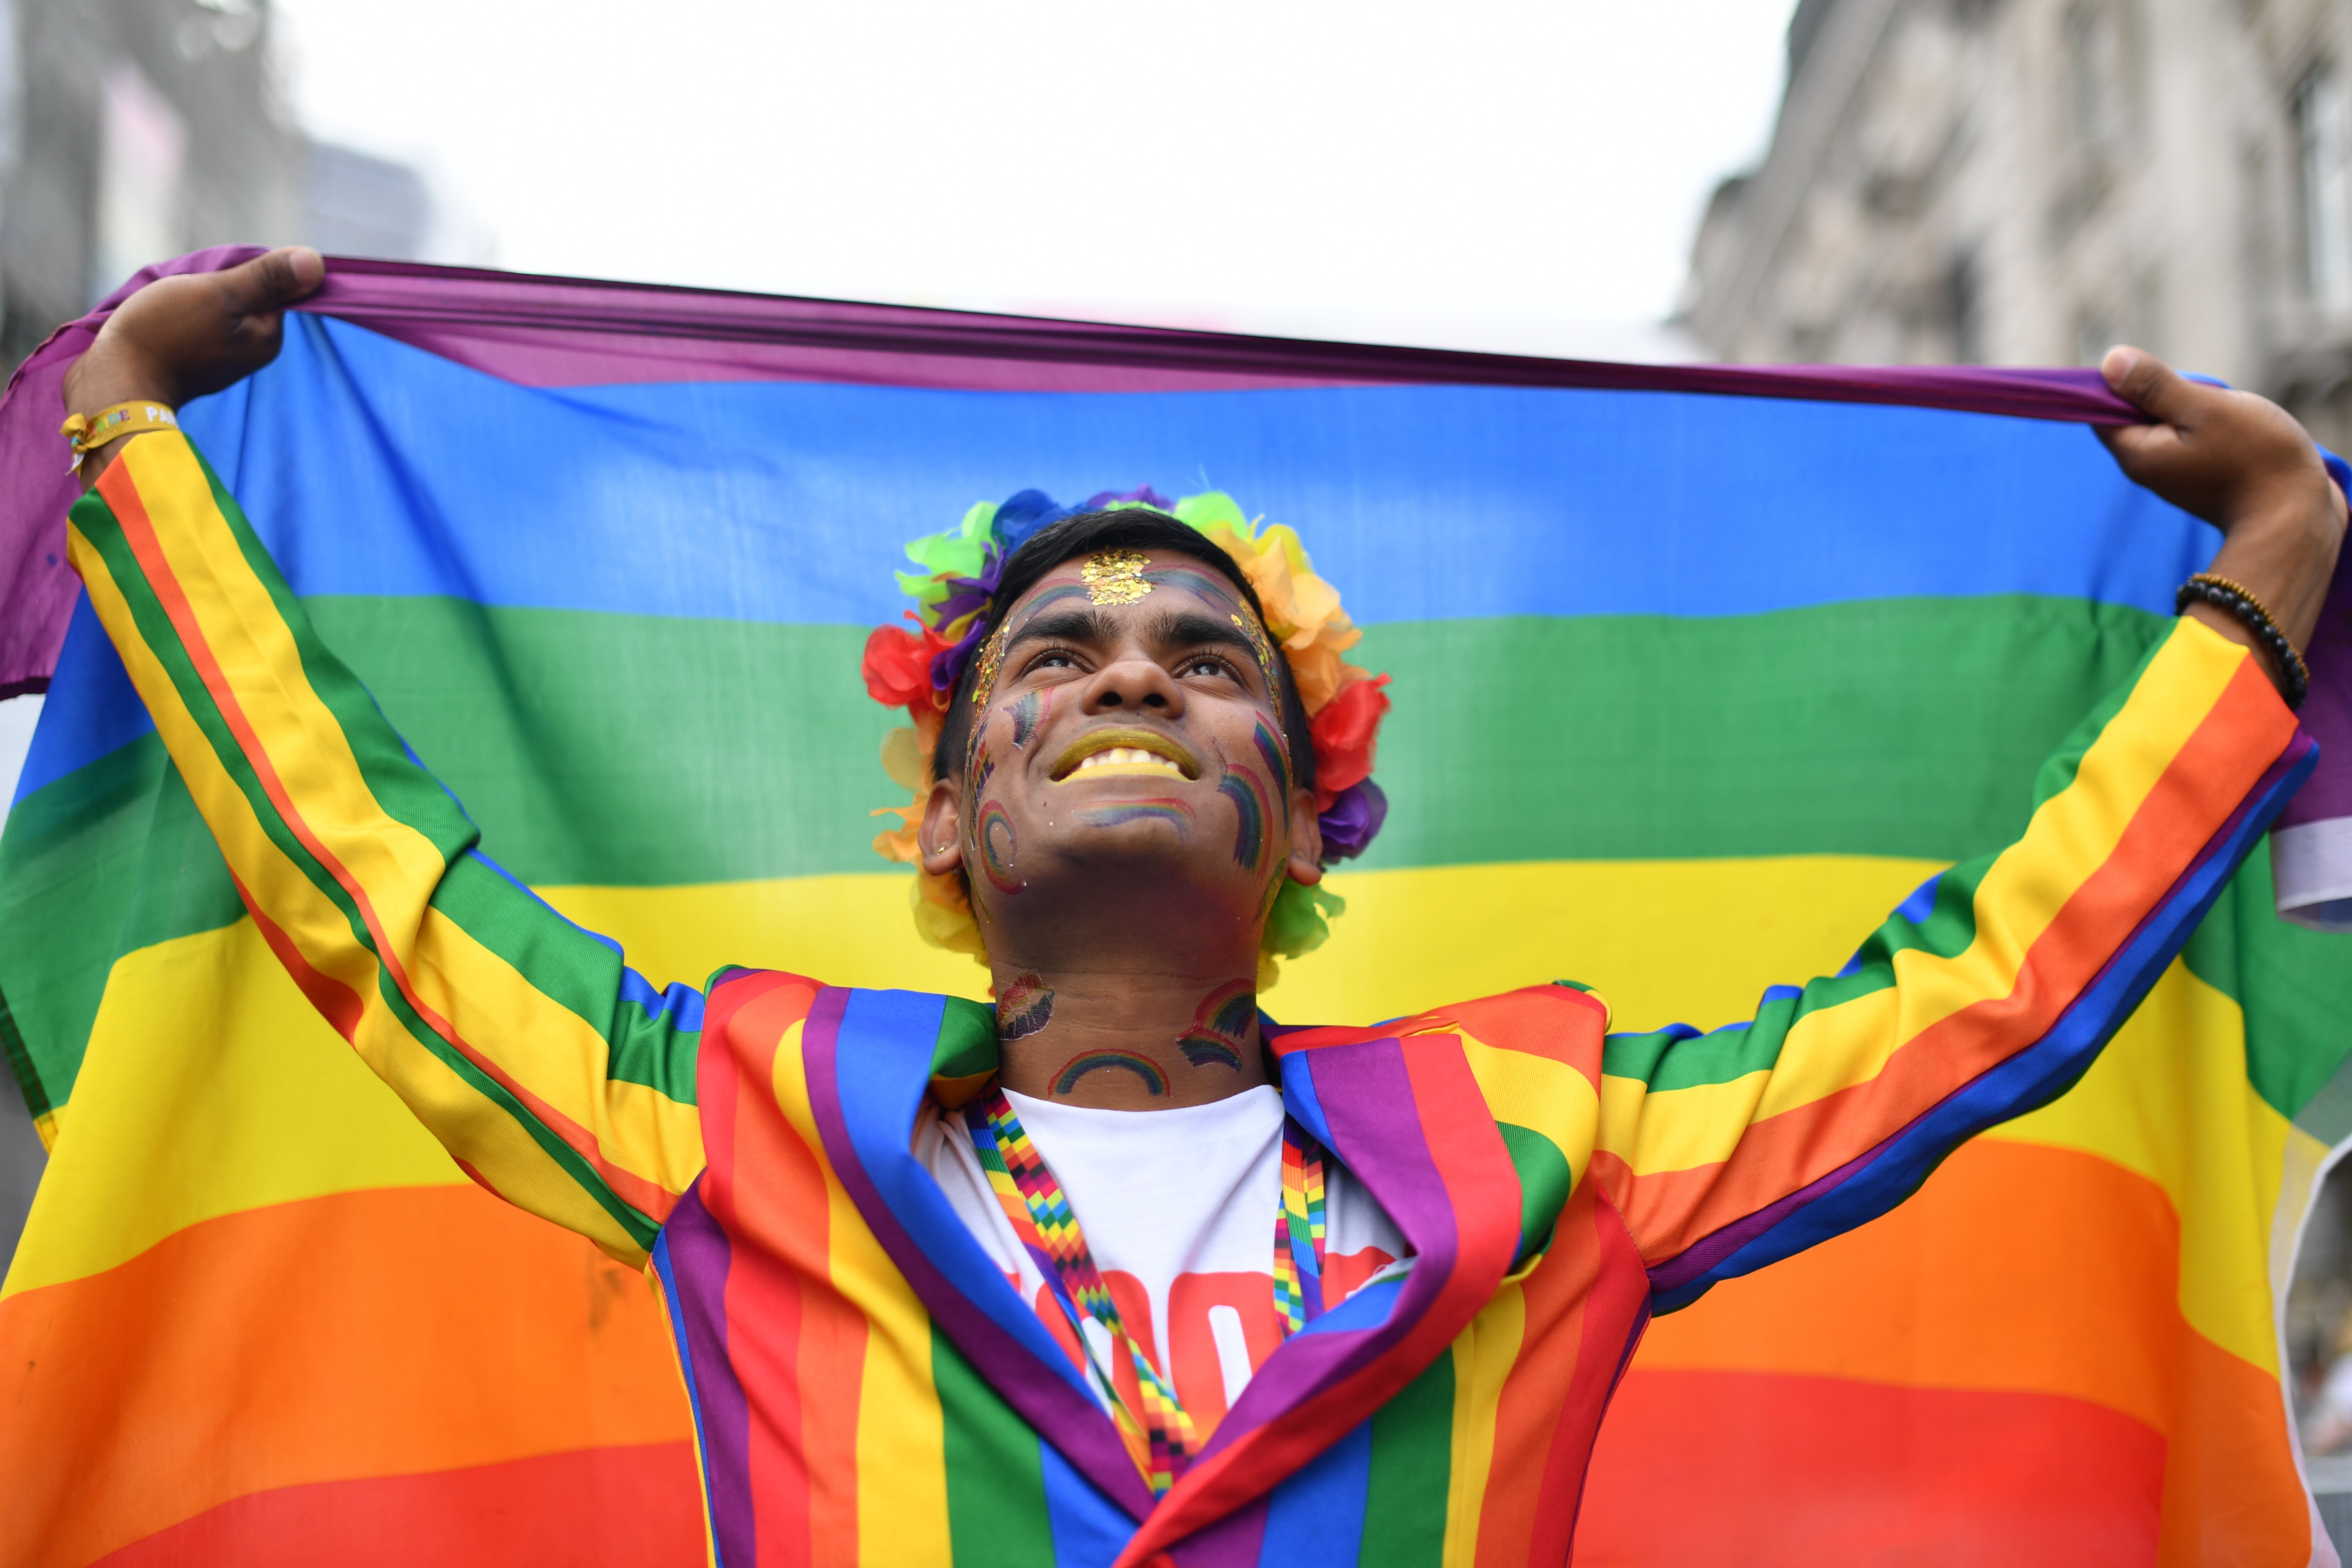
[1074,747,1180,773]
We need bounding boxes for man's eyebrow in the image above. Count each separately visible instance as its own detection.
[1003,607,1120,652]
[999,607,1263,669]
[1151,610,1263,667]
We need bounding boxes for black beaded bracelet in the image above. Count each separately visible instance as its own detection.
[2175,574,2310,710]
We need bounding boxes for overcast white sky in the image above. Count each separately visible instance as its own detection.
[2,3,1802,821]
[272,0,1800,359]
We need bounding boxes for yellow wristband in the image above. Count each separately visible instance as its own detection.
[61,401,178,473]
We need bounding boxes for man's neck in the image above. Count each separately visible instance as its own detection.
[989,961,1268,1110]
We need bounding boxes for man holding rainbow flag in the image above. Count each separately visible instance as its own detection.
[42,245,2350,1564]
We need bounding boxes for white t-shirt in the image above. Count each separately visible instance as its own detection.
[918,1086,1409,1435]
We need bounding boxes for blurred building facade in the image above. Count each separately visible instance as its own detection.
[1,0,296,366]
[1689,0,2352,1536]
[1684,0,2352,445]
[0,0,438,370]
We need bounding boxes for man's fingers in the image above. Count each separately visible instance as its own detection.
[2093,419,2172,461]
[2101,344,2202,429]
[222,247,325,321]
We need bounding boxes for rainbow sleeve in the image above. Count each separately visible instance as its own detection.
[1590,617,2316,1310]
[63,432,705,1266]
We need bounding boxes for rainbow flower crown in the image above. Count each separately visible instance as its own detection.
[860,486,1391,982]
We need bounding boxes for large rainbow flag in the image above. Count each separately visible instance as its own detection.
[2,250,2350,1565]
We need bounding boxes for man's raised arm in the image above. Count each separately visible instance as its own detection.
[1588,351,2347,1309]
[58,250,705,1265]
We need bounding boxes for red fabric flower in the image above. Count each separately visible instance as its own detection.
[862,621,945,710]
[1309,672,1389,809]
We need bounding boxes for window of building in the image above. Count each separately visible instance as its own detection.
[2297,63,2352,313]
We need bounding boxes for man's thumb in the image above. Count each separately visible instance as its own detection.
[2101,345,2198,427]
[231,247,325,315]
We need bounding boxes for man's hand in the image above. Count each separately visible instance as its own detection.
[2097,346,2347,687]
[61,246,325,485]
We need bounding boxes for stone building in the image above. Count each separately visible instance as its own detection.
[1684,0,2352,446]
[1688,3,2352,1535]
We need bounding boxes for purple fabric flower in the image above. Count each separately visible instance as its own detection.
[1082,484,1174,512]
[1316,779,1388,862]
[927,553,1008,691]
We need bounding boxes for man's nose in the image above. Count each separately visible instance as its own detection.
[1083,653,1185,716]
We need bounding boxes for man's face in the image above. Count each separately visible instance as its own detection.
[923,548,1321,949]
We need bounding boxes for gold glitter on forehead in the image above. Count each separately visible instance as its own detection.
[1080,549,1153,606]
[1231,613,1280,691]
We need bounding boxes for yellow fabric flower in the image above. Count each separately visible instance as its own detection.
[1176,495,1370,716]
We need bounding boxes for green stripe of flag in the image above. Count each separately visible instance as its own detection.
[274,591,2176,889]
[9,587,2347,1125]
[2182,852,2352,1131]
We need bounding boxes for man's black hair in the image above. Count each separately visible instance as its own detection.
[933,509,1319,798]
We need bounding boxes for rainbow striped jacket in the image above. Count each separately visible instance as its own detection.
[66,433,2315,1566]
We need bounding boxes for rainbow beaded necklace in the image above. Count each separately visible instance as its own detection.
[966,1085,1329,1495]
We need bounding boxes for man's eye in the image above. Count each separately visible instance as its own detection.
[1033,651,1079,671]
[1181,656,1233,680]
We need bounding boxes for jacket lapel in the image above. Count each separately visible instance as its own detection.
[800,987,1527,1559]
[799,985,1159,1523]
[1113,1017,1526,1564]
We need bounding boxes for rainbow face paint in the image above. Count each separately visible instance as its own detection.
[1145,563,1243,604]
[961,751,997,850]
[1177,1037,1242,1071]
[996,972,1055,1042]
[976,800,1022,893]
[1010,580,1096,628]
[1217,765,1271,870]
[1176,978,1255,1071]
[1009,689,1048,749]
[1257,866,1287,920]
[962,689,1004,787]
[1252,717,1292,828]
[1051,1049,1168,1097]
[1072,799,1195,834]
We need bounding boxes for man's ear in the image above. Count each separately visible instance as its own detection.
[919,779,966,878]
[1285,787,1323,886]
